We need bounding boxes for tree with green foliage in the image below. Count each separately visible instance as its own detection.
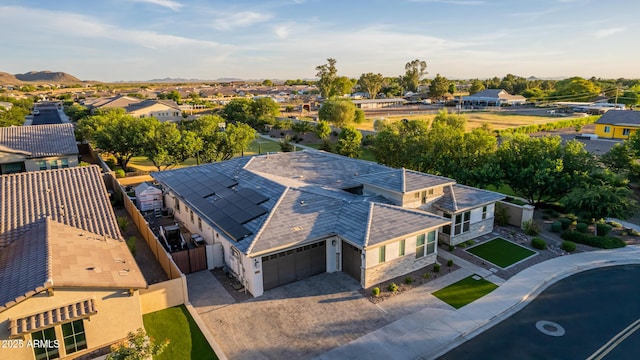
[291,121,314,136]
[336,126,362,158]
[106,328,169,360]
[552,77,600,102]
[166,90,181,104]
[468,80,485,95]
[428,74,451,100]
[381,78,404,98]
[495,134,595,205]
[143,122,202,171]
[64,103,90,122]
[250,97,280,127]
[220,98,253,124]
[314,120,331,140]
[402,59,427,92]
[315,58,338,99]
[333,76,356,96]
[318,98,358,128]
[78,108,155,170]
[358,72,385,99]
[0,106,28,127]
[600,143,635,176]
[615,91,639,107]
[262,79,274,87]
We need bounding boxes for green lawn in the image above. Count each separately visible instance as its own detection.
[305,143,377,162]
[484,184,518,197]
[432,275,498,309]
[466,238,536,268]
[143,305,218,360]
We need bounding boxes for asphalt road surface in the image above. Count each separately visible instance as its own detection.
[439,265,640,360]
[32,102,62,125]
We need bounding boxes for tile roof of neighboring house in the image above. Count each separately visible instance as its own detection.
[0,218,146,311]
[356,168,455,193]
[125,99,181,113]
[86,95,141,109]
[0,166,121,248]
[434,184,505,213]
[595,110,640,126]
[0,123,78,158]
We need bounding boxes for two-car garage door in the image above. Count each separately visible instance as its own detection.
[262,241,326,291]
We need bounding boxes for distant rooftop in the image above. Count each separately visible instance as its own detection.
[0,123,77,158]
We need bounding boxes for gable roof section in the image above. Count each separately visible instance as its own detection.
[89,95,141,109]
[365,203,449,247]
[595,110,640,126]
[126,99,180,114]
[356,168,455,193]
[0,166,121,248]
[464,89,525,101]
[434,184,506,213]
[0,218,146,311]
[0,123,77,158]
[245,151,392,189]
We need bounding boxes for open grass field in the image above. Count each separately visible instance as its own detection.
[360,111,582,132]
[466,237,537,268]
[432,275,498,309]
[143,305,218,360]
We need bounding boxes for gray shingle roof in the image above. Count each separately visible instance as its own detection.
[366,203,450,247]
[0,123,78,158]
[434,184,506,212]
[595,110,640,125]
[245,151,391,189]
[0,218,146,311]
[0,166,121,248]
[356,169,455,193]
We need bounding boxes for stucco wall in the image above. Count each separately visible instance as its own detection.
[24,155,79,172]
[0,288,143,360]
[139,277,187,314]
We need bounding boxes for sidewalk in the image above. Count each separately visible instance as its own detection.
[316,245,640,360]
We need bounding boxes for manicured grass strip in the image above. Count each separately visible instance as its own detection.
[432,275,498,309]
[466,238,536,268]
[143,305,218,360]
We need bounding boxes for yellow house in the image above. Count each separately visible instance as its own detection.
[0,167,147,360]
[594,110,640,139]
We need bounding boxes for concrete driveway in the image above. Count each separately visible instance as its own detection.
[188,271,393,360]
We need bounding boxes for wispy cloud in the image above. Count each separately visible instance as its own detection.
[131,0,183,11]
[594,27,624,38]
[211,11,272,30]
[409,0,486,5]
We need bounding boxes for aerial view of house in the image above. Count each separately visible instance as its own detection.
[152,151,504,296]
[594,110,640,139]
[0,123,78,174]
[0,166,147,360]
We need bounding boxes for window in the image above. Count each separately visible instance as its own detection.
[62,320,87,355]
[60,159,69,169]
[454,211,471,235]
[37,160,47,170]
[623,128,631,136]
[32,327,60,360]
[426,231,436,255]
[49,160,59,170]
[399,239,405,256]
[416,234,425,258]
[378,245,386,263]
[190,209,194,223]
[174,197,180,212]
[482,206,487,220]
[604,126,611,133]
[198,217,202,231]
[428,189,434,196]
[442,213,452,235]
[414,192,420,199]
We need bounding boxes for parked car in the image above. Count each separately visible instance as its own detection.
[32,109,40,115]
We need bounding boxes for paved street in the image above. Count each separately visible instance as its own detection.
[30,102,63,125]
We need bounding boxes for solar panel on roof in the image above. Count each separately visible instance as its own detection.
[236,188,269,204]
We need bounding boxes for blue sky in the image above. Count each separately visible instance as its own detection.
[2,0,639,82]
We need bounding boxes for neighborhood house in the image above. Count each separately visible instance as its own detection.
[152,151,504,297]
[594,110,640,139]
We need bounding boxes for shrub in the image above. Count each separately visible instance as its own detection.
[551,221,562,233]
[559,217,573,230]
[433,263,441,273]
[561,241,576,252]
[457,242,467,248]
[531,237,547,250]
[595,223,612,237]
[495,204,510,226]
[387,283,398,292]
[542,214,551,220]
[576,222,589,233]
[126,236,137,256]
[607,220,623,228]
[524,220,540,236]
[447,259,454,267]
[114,169,126,178]
[561,231,626,249]
[422,272,430,279]
[405,277,413,284]
[117,216,128,232]
[372,287,380,297]
[465,240,474,247]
